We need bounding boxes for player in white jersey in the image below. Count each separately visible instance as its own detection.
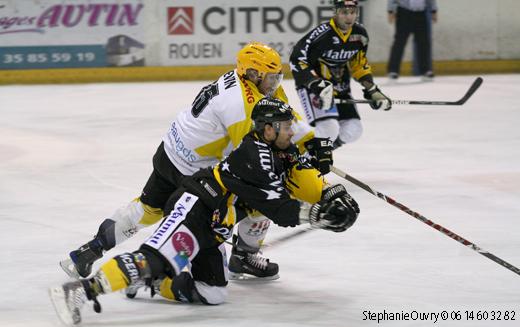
[60,42,334,281]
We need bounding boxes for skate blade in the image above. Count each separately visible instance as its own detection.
[228,272,280,282]
[48,287,80,326]
[122,286,140,299]
[59,259,80,279]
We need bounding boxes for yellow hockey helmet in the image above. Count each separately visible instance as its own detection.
[236,42,282,80]
[285,166,325,204]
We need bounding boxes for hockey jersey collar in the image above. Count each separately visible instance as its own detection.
[329,18,353,43]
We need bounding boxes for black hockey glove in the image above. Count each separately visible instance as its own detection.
[304,199,354,232]
[363,84,392,110]
[307,78,334,110]
[170,272,196,303]
[322,184,360,231]
[304,137,333,175]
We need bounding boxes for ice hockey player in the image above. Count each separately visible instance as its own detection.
[289,0,392,149]
[60,42,334,283]
[49,98,360,325]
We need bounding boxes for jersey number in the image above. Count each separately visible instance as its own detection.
[192,82,219,117]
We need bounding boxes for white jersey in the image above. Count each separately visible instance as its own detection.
[163,70,314,175]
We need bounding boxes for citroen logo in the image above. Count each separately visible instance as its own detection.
[167,7,194,35]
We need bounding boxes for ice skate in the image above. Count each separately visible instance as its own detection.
[49,281,88,326]
[60,239,104,278]
[229,238,279,281]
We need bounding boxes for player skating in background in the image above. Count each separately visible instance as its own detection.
[49,98,359,325]
[60,42,334,283]
[290,0,392,149]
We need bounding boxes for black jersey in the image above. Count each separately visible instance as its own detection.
[180,132,320,244]
[290,18,373,94]
[213,132,303,228]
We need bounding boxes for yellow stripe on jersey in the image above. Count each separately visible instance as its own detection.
[330,18,353,43]
[274,85,289,103]
[228,120,254,149]
[213,165,227,192]
[221,194,237,227]
[229,76,290,147]
[228,76,264,147]
[194,135,230,160]
[349,50,372,81]
[99,259,130,292]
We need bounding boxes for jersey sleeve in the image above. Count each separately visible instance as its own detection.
[289,24,329,88]
[348,25,373,81]
[216,136,301,227]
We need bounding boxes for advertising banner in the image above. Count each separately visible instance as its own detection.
[159,0,344,66]
[0,0,145,69]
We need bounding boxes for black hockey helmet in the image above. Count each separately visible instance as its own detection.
[332,0,358,9]
[251,97,294,133]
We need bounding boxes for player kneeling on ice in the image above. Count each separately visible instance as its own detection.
[49,98,359,325]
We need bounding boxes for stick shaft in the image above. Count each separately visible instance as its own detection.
[331,166,520,276]
[336,77,483,106]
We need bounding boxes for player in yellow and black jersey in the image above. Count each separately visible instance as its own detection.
[49,98,360,325]
[290,0,392,149]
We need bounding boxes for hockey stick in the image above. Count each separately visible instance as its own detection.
[225,225,317,249]
[336,77,483,106]
[262,226,316,249]
[330,166,520,277]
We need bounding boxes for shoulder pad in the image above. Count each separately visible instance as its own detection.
[349,23,369,46]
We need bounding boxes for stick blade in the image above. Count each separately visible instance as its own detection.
[457,77,483,105]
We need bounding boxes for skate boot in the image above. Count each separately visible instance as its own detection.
[60,238,104,279]
[49,279,102,326]
[124,278,159,299]
[228,235,279,281]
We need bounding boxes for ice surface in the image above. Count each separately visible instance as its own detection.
[1,74,519,326]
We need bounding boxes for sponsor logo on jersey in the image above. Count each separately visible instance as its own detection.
[118,254,140,284]
[167,7,194,35]
[308,23,330,41]
[147,201,187,246]
[297,23,330,63]
[322,49,359,62]
[214,226,232,240]
[211,209,221,227]
[253,140,284,192]
[239,75,256,104]
[172,231,196,258]
[169,121,197,163]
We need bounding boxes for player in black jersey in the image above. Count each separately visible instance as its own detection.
[290,0,392,149]
[49,98,360,325]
